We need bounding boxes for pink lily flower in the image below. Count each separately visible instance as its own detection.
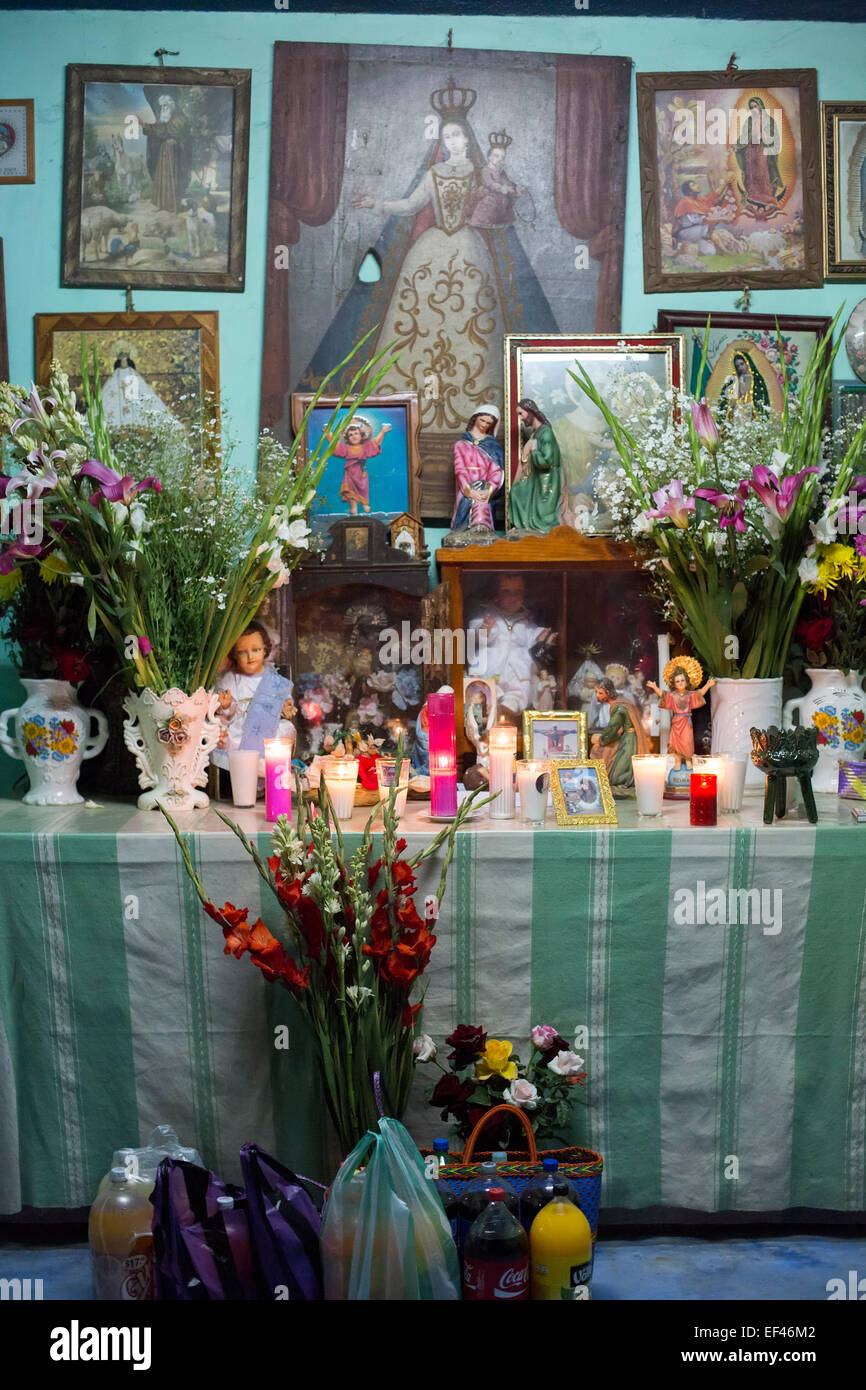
[695,481,750,532]
[0,539,42,574]
[646,479,696,528]
[749,464,818,522]
[77,459,162,507]
[10,385,57,435]
[690,398,720,453]
[4,445,64,499]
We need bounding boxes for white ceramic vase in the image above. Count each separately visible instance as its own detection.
[783,669,866,794]
[0,678,108,805]
[710,677,783,791]
[123,686,221,811]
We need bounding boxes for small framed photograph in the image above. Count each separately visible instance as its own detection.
[522,710,588,762]
[832,381,866,433]
[0,241,7,382]
[291,392,422,531]
[34,310,220,431]
[551,759,617,827]
[822,101,866,278]
[0,99,35,184]
[61,64,250,291]
[656,310,830,414]
[636,68,822,292]
[505,333,683,534]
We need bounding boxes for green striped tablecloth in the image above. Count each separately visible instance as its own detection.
[0,796,863,1217]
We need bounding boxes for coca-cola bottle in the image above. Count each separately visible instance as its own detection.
[462,1188,529,1301]
[457,1161,518,1254]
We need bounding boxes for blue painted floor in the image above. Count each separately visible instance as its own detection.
[2,1233,865,1300]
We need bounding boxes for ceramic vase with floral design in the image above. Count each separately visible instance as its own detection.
[123,687,221,811]
[0,678,108,805]
[783,669,866,794]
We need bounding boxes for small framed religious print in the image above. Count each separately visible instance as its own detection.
[822,101,866,279]
[551,759,617,827]
[291,392,422,533]
[655,310,831,413]
[61,64,250,290]
[523,710,588,763]
[0,99,35,184]
[34,310,220,432]
[636,69,822,292]
[504,333,683,534]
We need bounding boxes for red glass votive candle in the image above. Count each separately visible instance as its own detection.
[690,772,717,826]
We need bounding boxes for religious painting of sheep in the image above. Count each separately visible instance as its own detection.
[636,69,822,292]
[61,65,250,291]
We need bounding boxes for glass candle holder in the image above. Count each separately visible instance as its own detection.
[321,756,360,821]
[690,771,717,826]
[516,760,548,826]
[229,749,261,808]
[264,737,293,821]
[376,757,411,819]
[718,754,747,812]
[489,722,517,819]
[631,754,667,818]
[428,689,457,818]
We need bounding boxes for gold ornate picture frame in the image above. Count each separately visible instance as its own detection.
[551,759,617,827]
[522,709,588,761]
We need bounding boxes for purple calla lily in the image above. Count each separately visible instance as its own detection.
[76,459,162,507]
[749,464,819,522]
[695,481,750,532]
[0,540,42,574]
[646,479,696,528]
[691,398,720,453]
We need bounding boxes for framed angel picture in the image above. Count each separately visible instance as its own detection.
[262,42,631,516]
[636,68,822,292]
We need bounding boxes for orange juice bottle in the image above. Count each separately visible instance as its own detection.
[88,1166,155,1300]
[530,1181,593,1301]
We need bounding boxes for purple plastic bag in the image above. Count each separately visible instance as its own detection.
[239,1143,324,1301]
[151,1159,262,1301]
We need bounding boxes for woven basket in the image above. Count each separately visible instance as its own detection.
[429,1104,603,1240]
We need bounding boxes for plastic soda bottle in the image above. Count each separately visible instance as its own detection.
[457,1160,518,1254]
[530,1181,593,1300]
[462,1188,529,1301]
[88,1166,155,1300]
[520,1157,578,1233]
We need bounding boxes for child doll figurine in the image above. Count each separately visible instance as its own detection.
[647,657,715,778]
[211,621,295,777]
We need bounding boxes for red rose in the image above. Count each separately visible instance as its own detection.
[445,1024,487,1068]
[431,1075,475,1119]
[796,617,833,650]
[54,649,91,684]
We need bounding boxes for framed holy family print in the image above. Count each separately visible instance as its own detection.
[636,69,822,292]
[550,760,617,827]
[655,311,831,414]
[504,333,683,534]
[822,101,866,278]
[290,392,421,531]
[261,42,631,516]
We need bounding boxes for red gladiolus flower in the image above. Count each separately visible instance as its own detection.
[367,857,383,890]
[402,1000,423,1027]
[204,901,250,930]
[296,897,326,958]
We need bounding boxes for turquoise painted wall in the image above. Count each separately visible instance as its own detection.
[1,10,865,791]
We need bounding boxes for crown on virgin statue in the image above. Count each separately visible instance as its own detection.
[488,129,512,150]
[430,75,477,121]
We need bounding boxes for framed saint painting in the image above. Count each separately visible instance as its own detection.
[0,241,7,383]
[636,69,822,292]
[34,311,219,434]
[504,333,683,534]
[655,311,831,413]
[262,43,631,517]
[61,65,250,291]
[290,392,421,531]
[822,101,866,278]
[0,99,35,184]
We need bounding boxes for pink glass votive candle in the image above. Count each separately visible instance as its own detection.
[264,737,293,822]
[428,688,457,818]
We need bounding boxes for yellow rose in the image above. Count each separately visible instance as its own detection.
[476,1038,518,1082]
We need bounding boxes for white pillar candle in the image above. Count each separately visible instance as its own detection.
[656,633,671,752]
[229,749,261,808]
[516,760,548,826]
[321,757,359,821]
[631,754,668,817]
[718,755,747,812]
[488,722,517,819]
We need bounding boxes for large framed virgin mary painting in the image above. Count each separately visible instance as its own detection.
[261,44,630,518]
[636,69,822,293]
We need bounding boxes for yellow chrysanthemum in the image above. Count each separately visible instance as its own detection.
[0,568,23,600]
[475,1039,518,1082]
[39,553,73,586]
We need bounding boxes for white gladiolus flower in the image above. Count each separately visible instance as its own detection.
[276,517,311,548]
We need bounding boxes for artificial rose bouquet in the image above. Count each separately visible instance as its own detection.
[421,1021,587,1148]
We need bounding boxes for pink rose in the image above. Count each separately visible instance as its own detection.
[503,1079,539,1110]
[531,1024,559,1049]
[547,1050,585,1077]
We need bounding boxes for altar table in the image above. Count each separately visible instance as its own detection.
[0,794,864,1220]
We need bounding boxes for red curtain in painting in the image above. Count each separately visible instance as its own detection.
[260,43,349,431]
[555,55,631,332]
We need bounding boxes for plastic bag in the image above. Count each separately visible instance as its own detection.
[240,1143,323,1301]
[151,1158,261,1301]
[321,1118,460,1301]
[101,1125,203,1194]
